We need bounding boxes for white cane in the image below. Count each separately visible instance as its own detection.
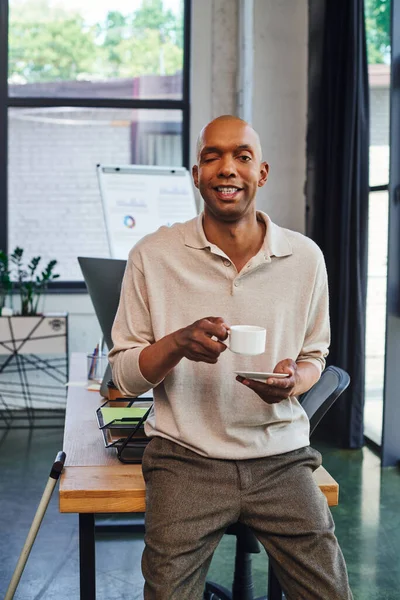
[4,451,66,600]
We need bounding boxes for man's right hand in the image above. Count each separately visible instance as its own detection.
[172,317,229,364]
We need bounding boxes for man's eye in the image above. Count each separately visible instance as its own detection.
[204,157,217,163]
[239,155,251,162]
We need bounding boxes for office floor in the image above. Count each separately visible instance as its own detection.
[0,425,399,600]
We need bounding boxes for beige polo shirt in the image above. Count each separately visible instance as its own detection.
[109,211,330,460]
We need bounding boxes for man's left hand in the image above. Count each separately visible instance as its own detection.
[236,358,300,404]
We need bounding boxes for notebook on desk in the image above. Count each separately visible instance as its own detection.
[78,256,153,400]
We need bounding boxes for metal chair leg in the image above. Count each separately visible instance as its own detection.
[232,549,256,600]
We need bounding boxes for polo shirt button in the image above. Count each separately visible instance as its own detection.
[224,260,231,267]
[234,280,240,287]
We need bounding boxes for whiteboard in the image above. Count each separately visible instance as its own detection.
[97,164,198,259]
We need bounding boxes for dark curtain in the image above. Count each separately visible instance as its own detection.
[307,0,370,448]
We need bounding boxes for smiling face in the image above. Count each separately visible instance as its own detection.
[192,117,269,223]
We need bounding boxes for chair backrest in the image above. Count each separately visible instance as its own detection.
[299,366,350,435]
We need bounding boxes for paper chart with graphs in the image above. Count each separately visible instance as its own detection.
[97,165,198,259]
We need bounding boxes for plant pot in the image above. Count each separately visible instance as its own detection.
[0,313,67,355]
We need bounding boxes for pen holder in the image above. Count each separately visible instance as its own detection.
[87,353,108,383]
[107,380,127,401]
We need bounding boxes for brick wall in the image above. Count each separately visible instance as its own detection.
[8,107,181,281]
[8,107,132,280]
[370,87,390,147]
[369,87,390,185]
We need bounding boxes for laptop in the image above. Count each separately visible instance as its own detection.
[78,256,153,399]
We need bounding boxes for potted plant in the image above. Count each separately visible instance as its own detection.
[0,250,12,313]
[0,246,66,352]
[0,246,66,362]
[10,247,60,316]
[0,249,67,421]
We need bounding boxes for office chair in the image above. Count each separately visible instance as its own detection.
[204,365,351,600]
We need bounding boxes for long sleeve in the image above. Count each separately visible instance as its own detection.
[108,251,159,397]
[296,256,330,372]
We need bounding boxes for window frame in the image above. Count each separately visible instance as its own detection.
[0,0,191,291]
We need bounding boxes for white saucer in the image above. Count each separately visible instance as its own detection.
[235,371,290,382]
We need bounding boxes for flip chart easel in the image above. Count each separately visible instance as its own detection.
[97,164,198,259]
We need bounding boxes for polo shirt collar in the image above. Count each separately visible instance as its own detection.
[258,212,293,259]
[184,213,211,249]
[183,211,293,258]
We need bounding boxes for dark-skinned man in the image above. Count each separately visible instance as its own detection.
[109,115,353,600]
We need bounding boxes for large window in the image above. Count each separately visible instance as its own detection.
[0,0,190,283]
[364,0,391,445]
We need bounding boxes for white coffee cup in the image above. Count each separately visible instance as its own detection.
[225,325,266,356]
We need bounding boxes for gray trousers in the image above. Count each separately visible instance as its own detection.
[141,437,352,600]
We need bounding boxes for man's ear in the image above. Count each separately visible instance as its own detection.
[192,164,199,189]
[258,162,269,188]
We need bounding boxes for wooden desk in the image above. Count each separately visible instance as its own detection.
[60,353,339,599]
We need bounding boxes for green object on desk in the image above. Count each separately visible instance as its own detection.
[100,407,149,424]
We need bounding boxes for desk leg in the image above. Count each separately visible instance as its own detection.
[267,563,283,600]
[79,513,96,600]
